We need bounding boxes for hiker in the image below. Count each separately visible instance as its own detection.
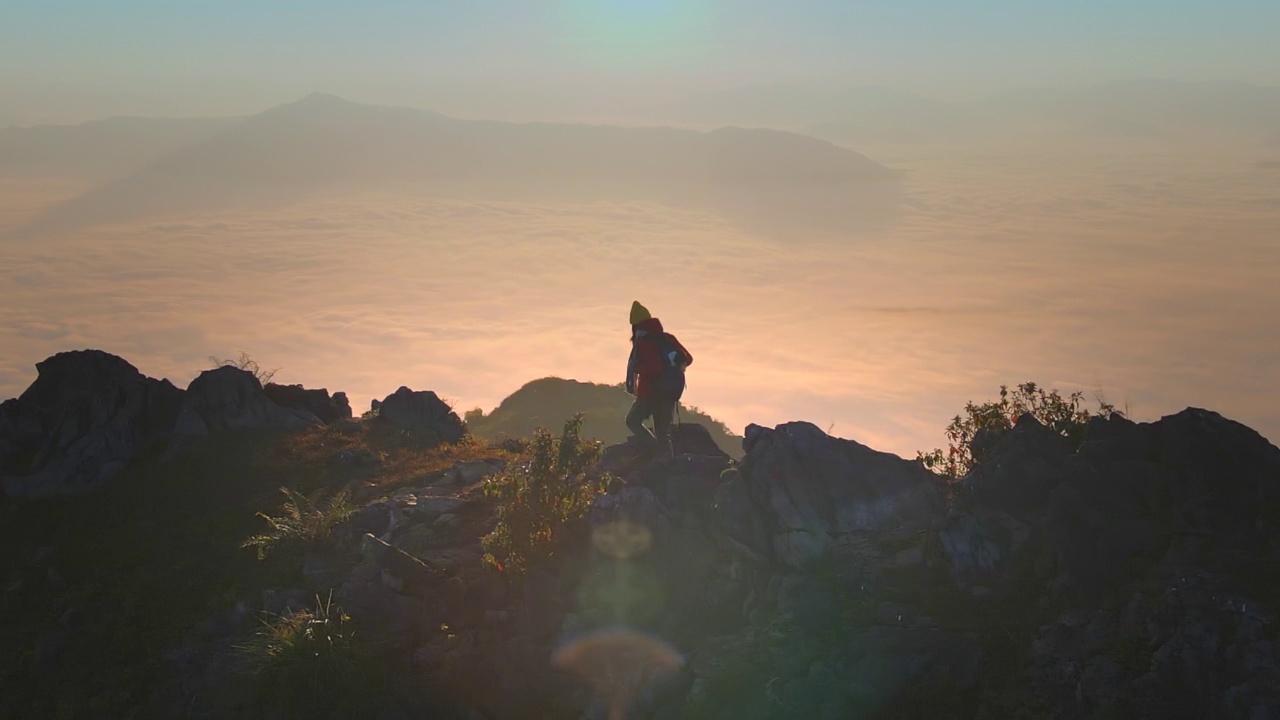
[625,301,693,459]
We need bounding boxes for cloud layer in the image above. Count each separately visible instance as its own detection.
[2,139,1278,457]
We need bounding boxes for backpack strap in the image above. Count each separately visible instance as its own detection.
[657,332,683,367]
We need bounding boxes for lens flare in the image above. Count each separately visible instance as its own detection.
[576,557,667,624]
[552,627,684,720]
[592,519,654,559]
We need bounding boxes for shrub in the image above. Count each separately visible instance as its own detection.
[481,414,610,574]
[918,382,1117,480]
[231,592,383,719]
[210,351,278,386]
[242,486,356,560]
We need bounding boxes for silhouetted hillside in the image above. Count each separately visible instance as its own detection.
[463,377,742,458]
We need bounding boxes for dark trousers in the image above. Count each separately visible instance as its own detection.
[626,397,676,457]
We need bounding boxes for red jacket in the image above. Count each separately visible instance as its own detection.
[628,317,693,400]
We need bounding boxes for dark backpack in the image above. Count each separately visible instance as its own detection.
[651,333,687,401]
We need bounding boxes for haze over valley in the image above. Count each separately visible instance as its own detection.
[3,77,1279,456]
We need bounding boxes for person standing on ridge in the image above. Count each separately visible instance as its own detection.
[625,301,693,460]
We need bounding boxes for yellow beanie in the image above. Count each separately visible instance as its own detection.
[629,300,651,325]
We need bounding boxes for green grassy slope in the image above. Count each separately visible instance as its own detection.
[463,377,743,458]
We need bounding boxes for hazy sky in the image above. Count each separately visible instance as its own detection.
[4,0,1280,121]
[2,1,1279,457]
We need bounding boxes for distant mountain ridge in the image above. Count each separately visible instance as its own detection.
[6,93,898,239]
[0,115,238,178]
[653,79,1280,146]
[149,92,891,186]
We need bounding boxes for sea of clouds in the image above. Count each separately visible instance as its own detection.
[2,141,1277,457]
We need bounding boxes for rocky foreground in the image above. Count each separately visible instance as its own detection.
[2,350,1279,719]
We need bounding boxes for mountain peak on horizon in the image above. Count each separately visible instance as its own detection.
[291,91,358,107]
[258,92,447,123]
[265,92,367,115]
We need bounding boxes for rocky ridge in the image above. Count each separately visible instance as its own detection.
[0,350,465,498]
[170,413,1280,719]
[1,349,1278,719]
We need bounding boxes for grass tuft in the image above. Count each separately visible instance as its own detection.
[241,486,357,560]
[229,592,385,719]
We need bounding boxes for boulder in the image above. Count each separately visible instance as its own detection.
[739,422,945,568]
[961,414,1073,521]
[359,533,451,596]
[335,557,429,664]
[371,386,466,443]
[625,453,731,526]
[440,459,506,487]
[594,436,657,482]
[594,425,730,486]
[0,398,42,474]
[1017,576,1280,720]
[1149,408,1280,561]
[671,423,731,460]
[936,502,1030,596]
[1,350,184,496]
[774,574,841,636]
[832,626,984,716]
[407,495,468,519]
[710,467,773,563]
[1076,412,1158,463]
[173,366,321,437]
[333,447,381,468]
[262,383,352,424]
[590,486,671,537]
[937,407,1280,602]
[519,567,567,639]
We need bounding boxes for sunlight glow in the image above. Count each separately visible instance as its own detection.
[556,0,714,68]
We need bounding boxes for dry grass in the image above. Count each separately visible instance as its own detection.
[0,422,529,717]
[262,420,526,497]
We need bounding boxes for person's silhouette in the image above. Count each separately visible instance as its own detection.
[624,301,692,460]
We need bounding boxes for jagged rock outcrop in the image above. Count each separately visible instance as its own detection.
[0,398,44,477]
[77,397,1280,718]
[596,424,732,479]
[627,412,1279,719]
[172,366,321,437]
[115,402,1280,718]
[1020,577,1280,719]
[711,467,775,563]
[938,409,1280,603]
[7,346,1278,720]
[371,386,466,443]
[671,422,731,459]
[1,350,184,497]
[731,421,945,568]
[935,409,1280,718]
[262,382,352,424]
